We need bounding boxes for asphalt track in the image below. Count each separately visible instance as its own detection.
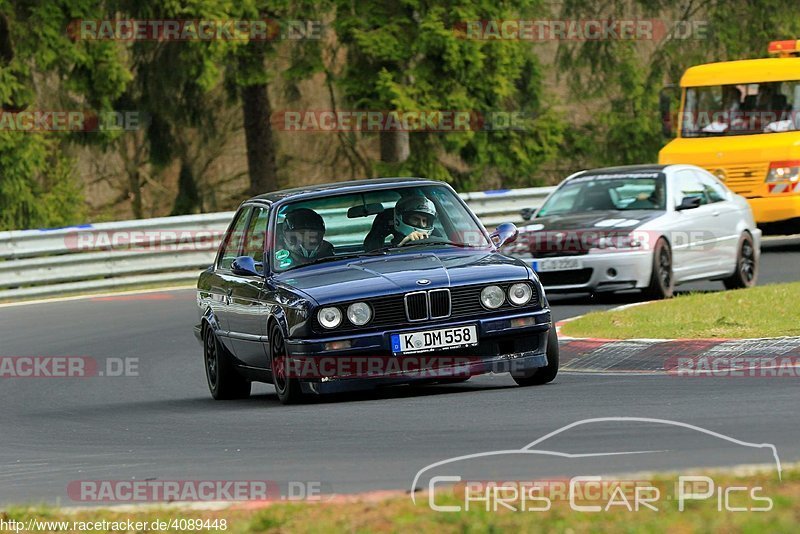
[1,239,798,505]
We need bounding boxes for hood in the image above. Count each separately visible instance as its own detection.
[527,210,662,231]
[510,210,663,258]
[273,249,530,305]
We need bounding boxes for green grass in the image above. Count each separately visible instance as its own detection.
[561,282,800,340]
[2,468,798,533]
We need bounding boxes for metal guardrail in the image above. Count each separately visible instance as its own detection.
[0,186,555,300]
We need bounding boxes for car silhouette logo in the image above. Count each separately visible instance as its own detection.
[417,279,431,285]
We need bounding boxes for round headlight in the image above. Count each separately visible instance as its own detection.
[508,283,533,306]
[480,286,505,309]
[347,302,372,326]
[317,307,342,329]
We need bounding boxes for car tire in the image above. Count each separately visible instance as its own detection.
[269,324,305,405]
[513,327,559,387]
[643,238,674,300]
[723,232,758,290]
[204,326,251,400]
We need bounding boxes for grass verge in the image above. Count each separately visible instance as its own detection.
[1,467,798,533]
[560,282,800,340]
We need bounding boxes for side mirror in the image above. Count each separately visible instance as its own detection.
[490,222,519,247]
[520,208,535,221]
[231,255,262,276]
[676,196,702,211]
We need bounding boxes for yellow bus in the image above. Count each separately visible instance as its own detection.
[659,40,800,226]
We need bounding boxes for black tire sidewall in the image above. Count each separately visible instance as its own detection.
[741,233,758,286]
[269,324,303,404]
[204,328,221,397]
[270,324,289,398]
[726,233,758,289]
[648,238,674,299]
[513,327,559,386]
[204,324,250,400]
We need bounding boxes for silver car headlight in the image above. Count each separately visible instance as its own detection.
[480,285,505,309]
[317,307,342,329]
[598,235,642,249]
[346,302,372,326]
[508,283,533,306]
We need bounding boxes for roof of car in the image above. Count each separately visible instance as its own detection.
[248,177,443,204]
[573,164,670,177]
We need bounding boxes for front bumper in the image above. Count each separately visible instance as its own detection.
[748,195,800,224]
[523,251,653,293]
[283,308,552,393]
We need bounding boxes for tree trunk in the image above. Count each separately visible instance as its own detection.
[171,160,200,215]
[241,83,279,196]
[128,170,143,219]
[380,130,410,163]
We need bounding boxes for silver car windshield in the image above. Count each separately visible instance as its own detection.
[537,173,667,217]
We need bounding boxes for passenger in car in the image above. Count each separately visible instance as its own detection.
[278,208,335,266]
[627,180,666,210]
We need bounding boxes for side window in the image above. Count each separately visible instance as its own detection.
[218,207,252,270]
[698,172,728,203]
[429,191,466,238]
[242,206,270,269]
[675,171,708,207]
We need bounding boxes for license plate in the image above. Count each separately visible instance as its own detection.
[533,258,583,272]
[391,326,478,354]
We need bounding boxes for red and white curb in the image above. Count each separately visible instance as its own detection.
[554,308,800,375]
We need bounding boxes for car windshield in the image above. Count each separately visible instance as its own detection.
[271,185,491,272]
[681,80,800,137]
[536,172,667,217]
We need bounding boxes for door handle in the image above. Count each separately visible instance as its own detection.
[711,211,720,217]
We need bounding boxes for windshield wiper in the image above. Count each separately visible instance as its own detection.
[298,247,393,267]
[293,252,364,268]
[401,240,480,249]
[287,242,479,270]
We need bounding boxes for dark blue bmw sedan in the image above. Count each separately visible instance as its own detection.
[195,178,557,404]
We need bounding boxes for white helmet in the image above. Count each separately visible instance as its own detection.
[394,196,436,236]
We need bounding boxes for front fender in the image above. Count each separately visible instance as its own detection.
[268,304,290,341]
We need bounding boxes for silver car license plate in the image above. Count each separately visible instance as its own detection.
[533,258,583,272]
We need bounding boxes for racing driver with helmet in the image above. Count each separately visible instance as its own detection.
[279,207,335,266]
[364,195,438,251]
